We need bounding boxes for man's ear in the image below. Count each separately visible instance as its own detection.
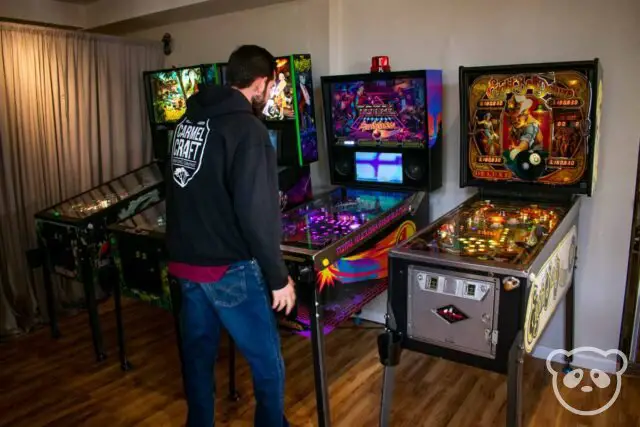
[255,76,268,93]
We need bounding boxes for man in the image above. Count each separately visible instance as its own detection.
[166,45,296,427]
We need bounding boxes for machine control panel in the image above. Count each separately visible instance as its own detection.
[413,269,492,302]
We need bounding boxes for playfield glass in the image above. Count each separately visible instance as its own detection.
[328,77,428,148]
[148,67,203,124]
[466,70,593,185]
[118,201,166,234]
[50,164,163,219]
[281,188,410,250]
[405,199,568,266]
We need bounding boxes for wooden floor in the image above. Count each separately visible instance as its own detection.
[1,299,639,427]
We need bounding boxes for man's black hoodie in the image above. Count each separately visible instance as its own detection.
[166,85,288,291]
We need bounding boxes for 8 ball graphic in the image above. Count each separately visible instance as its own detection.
[512,150,547,181]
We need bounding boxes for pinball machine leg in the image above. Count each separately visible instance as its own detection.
[563,274,576,373]
[113,279,132,371]
[33,244,60,339]
[80,252,106,362]
[310,285,331,427]
[507,331,524,427]
[378,329,402,427]
[228,334,240,401]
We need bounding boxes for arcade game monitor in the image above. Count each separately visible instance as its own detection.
[323,70,443,192]
[203,63,227,86]
[379,59,602,427]
[144,65,205,125]
[144,64,222,162]
[261,54,319,167]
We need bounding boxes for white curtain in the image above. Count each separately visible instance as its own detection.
[0,22,164,336]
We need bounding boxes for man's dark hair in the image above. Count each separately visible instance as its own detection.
[226,45,276,89]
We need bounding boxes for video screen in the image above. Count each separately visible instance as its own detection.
[203,64,217,85]
[329,78,427,146]
[355,152,403,184]
[263,57,295,121]
[268,129,279,151]
[219,64,228,85]
[148,67,203,123]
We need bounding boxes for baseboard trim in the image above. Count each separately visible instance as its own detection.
[531,345,619,373]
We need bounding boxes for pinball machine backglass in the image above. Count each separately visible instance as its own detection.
[460,60,602,195]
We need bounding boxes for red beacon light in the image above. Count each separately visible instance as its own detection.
[371,56,391,73]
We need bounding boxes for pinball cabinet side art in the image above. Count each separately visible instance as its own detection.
[618,141,640,372]
[34,162,165,362]
[378,59,602,427]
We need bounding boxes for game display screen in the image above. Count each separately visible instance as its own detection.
[203,64,218,86]
[466,70,593,185]
[50,164,163,219]
[281,188,410,250]
[219,64,228,85]
[148,67,204,124]
[355,152,403,184]
[329,77,427,147]
[263,57,295,121]
[405,199,568,267]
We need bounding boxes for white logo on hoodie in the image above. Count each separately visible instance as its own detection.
[171,118,210,188]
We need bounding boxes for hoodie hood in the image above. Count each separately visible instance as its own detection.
[185,85,253,121]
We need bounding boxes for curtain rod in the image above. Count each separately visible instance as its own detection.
[0,17,80,31]
[0,19,162,48]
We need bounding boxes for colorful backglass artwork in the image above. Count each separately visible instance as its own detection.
[263,57,295,121]
[329,78,427,147]
[355,152,403,185]
[466,70,592,185]
[149,67,203,124]
[293,55,318,163]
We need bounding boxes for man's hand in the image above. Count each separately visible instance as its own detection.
[272,276,296,315]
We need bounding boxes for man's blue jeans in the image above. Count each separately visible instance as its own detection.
[177,260,288,427]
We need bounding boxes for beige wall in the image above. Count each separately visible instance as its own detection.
[126,0,640,369]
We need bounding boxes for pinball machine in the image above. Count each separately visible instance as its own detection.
[280,69,443,427]
[33,62,220,363]
[34,163,164,362]
[108,54,318,375]
[378,59,602,427]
